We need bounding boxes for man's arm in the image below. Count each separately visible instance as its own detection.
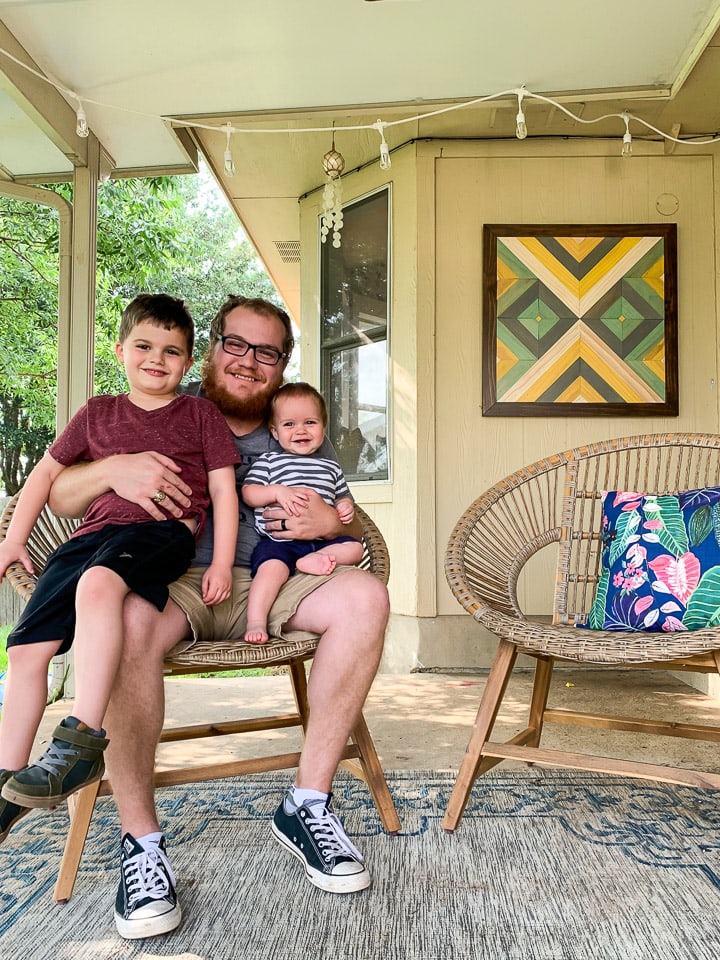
[48,452,193,521]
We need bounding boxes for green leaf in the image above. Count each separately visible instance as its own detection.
[683,567,720,629]
[588,570,609,628]
[653,495,689,556]
[688,504,713,546]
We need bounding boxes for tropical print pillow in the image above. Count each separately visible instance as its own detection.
[586,486,720,631]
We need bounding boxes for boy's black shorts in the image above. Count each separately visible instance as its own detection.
[7,520,195,655]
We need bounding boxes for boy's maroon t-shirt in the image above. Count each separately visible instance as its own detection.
[49,393,240,538]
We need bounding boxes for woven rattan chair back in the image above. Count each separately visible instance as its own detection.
[0,494,400,900]
[442,433,720,832]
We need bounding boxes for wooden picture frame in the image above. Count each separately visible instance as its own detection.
[482,223,678,417]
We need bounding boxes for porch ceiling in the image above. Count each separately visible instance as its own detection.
[2,0,720,318]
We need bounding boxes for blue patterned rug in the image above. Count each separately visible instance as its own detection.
[1,769,720,959]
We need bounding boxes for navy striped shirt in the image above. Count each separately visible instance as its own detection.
[244,451,351,537]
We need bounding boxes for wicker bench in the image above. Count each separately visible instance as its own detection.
[0,496,400,899]
[442,433,720,832]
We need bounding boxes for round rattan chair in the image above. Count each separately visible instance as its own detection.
[0,495,399,900]
[442,433,720,832]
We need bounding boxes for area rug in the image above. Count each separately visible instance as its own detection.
[1,769,720,960]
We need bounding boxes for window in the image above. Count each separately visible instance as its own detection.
[320,187,389,482]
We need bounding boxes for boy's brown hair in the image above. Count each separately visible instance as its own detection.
[119,294,195,354]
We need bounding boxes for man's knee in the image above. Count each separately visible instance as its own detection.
[122,594,189,661]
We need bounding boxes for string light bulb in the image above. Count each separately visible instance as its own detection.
[515,87,527,140]
[223,123,236,176]
[374,120,391,170]
[75,100,88,138]
[621,113,632,158]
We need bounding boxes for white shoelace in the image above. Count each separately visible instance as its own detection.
[34,741,76,776]
[305,802,364,863]
[122,845,176,907]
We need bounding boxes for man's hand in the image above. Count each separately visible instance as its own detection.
[263,489,345,540]
[107,452,193,520]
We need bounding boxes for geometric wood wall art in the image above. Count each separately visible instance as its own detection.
[482,223,678,417]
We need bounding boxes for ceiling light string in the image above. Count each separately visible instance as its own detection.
[2,46,720,157]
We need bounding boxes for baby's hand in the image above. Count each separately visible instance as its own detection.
[275,486,311,517]
[336,499,355,524]
[202,563,232,606]
[0,540,33,582]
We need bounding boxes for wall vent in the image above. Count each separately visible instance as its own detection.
[274,240,301,263]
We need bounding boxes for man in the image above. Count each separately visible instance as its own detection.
[49,295,389,940]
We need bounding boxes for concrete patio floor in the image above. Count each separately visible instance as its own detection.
[34,666,720,776]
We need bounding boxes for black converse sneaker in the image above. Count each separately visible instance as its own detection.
[1,716,108,808]
[115,833,181,939]
[271,793,370,893]
[0,770,30,842]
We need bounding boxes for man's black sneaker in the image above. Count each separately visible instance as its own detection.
[0,716,108,808]
[271,793,371,893]
[0,770,30,842]
[114,833,181,940]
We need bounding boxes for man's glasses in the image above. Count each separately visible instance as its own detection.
[216,335,287,366]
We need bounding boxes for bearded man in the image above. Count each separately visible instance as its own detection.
[49,295,389,939]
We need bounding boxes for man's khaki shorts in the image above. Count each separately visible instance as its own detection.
[167,565,350,649]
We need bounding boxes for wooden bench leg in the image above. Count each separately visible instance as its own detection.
[53,779,102,903]
[442,639,517,833]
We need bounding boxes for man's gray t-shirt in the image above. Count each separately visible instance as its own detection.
[183,381,338,568]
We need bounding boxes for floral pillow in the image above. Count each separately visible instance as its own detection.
[586,486,720,631]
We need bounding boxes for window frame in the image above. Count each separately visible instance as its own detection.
[318,184,392,485]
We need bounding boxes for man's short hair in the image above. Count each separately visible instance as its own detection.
[270,381,328,428]
[209,295,294,359]
[119,294,194,354]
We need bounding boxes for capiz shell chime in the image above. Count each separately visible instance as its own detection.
[320,143,345,248]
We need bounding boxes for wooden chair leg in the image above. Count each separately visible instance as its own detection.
[349,712,401,834]
[53,779,102,903]
[442,639,518,833]
[288,659,310,729]
[526,656,554,748]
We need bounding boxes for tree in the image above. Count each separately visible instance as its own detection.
[0,167,280,494]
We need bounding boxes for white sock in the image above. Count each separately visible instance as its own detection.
[286,786,329,812]
[136,831,163,850]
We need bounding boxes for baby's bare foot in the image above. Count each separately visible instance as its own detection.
[245,623,269,644]
[296,554,337,576]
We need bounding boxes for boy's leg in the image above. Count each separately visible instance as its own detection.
[0,639,61,770]
[245,559,291,644]
[296,540,364,576]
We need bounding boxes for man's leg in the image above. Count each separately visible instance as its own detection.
[271,568,388,893]
[104,593,190,940]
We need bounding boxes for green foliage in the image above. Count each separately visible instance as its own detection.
[0,167,280,492]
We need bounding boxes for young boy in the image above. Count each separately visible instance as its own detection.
[0,293,240,839]
[242,382,363,644]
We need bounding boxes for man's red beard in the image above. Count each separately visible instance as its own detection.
[201,354,278,422]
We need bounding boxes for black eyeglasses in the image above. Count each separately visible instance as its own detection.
[216,335,288,366]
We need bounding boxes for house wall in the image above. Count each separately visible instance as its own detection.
[301,137,720,675]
